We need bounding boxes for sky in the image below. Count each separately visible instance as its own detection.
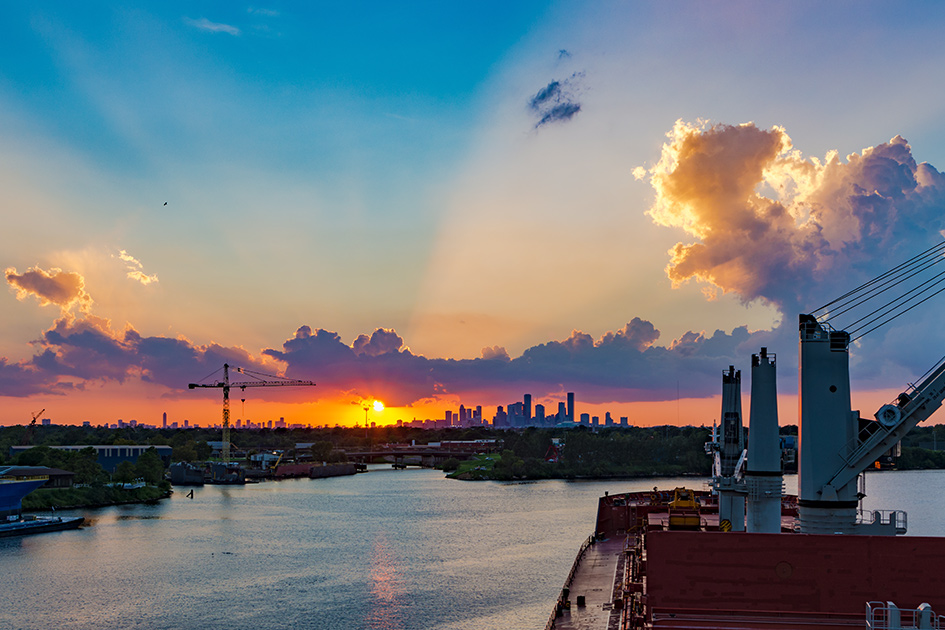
[4,1,945,428]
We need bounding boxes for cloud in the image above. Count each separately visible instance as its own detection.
[481,345,510,361]
[353,328,405,357]
[5,266,93,313]
[0,358,65,397]
[29,313,271,392]
[248,7,280,17]
[184,17,241,36]
[528,71,584,129]
[116,249,158,285]
[640,121,945,318]
[263,318,756,407]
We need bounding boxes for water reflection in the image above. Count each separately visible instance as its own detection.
[364,532,407,630]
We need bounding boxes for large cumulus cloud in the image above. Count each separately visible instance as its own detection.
[639,121,945,318]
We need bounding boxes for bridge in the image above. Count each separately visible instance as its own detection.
[341,443,498,468]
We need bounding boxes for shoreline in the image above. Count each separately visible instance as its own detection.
[22,486,173,512]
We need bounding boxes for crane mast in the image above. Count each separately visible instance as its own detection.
[188,363,316,463]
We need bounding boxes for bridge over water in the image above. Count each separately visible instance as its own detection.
[341,444,497,467]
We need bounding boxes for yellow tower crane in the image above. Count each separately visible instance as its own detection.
[188,364,316,463]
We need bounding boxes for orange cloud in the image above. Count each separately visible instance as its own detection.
[5,266,93,313]
[117,250,158,285]
[640,121,945,317]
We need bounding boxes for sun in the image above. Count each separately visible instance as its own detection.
[373,400,385,412]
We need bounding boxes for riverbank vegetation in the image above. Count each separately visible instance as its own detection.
[8,443,171,511]
[445,426,713,480]
[22,484,170,511]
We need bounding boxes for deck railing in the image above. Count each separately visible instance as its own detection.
[866,601,944,630]
[543,533,596,630]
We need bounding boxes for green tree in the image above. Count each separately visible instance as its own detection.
[114,460,137,483]
[194,441,212,460]
[173,442,198,462]
[134,448,166,484]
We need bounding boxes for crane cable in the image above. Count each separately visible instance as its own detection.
[816,250,945,321]
[850,282,945,342]
[811,240,945,318]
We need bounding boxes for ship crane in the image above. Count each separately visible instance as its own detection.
[798,240,945,534]
[188,364,315,463]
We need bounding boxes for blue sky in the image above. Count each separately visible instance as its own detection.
[5,1,945,426]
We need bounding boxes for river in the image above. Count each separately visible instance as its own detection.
[3,467,945,630]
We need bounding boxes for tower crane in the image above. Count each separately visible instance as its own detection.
[188,364,315,463]
[22,408,45,446]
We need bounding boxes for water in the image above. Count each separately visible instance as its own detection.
[2,468,945,630]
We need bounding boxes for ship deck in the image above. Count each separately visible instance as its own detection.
[552,537,625,630]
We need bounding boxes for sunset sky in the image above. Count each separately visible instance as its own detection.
[5,1,945,428]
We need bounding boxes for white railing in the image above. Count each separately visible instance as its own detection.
[856,509,907,531]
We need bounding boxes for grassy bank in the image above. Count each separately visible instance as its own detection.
[22,484,171,511]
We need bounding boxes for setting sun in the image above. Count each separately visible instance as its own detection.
[373,400,384,412]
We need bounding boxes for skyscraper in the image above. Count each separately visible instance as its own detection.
[524,394,531,420]
[567,392,575,422]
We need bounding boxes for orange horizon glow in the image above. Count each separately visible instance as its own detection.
[0,386,916,430]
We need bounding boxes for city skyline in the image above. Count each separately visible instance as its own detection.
[5,3,945,428]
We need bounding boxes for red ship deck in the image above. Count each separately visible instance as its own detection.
[546,489,945,630]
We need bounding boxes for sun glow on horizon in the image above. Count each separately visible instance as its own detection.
[373,400,385,412]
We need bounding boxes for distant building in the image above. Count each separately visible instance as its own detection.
[493,406,508,428]
[567,392,575,422]
[580,413,590,425]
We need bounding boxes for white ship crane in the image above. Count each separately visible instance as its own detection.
[188,364,316,463]
[799,241,945,534]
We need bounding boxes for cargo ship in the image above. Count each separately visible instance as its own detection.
[547,312,945,630]
[0,475,83,537]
